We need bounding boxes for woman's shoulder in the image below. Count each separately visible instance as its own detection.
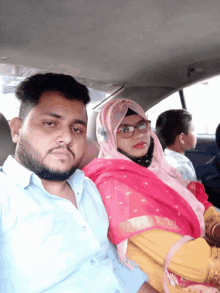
[83,158,133,174]
[82,158,119,183]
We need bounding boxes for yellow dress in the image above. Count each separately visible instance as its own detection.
[126,206,220,293]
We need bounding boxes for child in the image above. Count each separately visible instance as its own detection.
[156,109,197,181]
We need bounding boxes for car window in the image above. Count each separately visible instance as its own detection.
[146,91,182,129]
[183,75,220,135]
[146,74,220,135]
[0,64,112,122]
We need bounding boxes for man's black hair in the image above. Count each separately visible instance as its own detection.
[215,124,220,150]
[156,109,192,147]
[15,73,91,120]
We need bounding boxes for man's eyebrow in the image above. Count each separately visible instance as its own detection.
[41,112,87,126]
[41,112,63,119]
[74,119,87,126]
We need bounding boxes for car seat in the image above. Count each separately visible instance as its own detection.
[79,110,100,168]
[79,137,100,169]
[0,113,16,166]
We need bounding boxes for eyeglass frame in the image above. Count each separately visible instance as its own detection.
[116,119,151,139]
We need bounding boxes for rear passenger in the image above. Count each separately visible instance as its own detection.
[201,124,220,209]
[156,109,197,181]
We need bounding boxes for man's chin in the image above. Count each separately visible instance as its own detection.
[37,166,78,181]
[47,165,74,173]
[16,136,82,181]
[43,159,77,172]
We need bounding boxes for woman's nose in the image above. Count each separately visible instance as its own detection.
[133,127,144,138]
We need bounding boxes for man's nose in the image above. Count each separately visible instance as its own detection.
[56,128,73,145]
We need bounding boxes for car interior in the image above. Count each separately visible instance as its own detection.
[1,0,220,177]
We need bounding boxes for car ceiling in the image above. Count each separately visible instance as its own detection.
[1,0,220,110]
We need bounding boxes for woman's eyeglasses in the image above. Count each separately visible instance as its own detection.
[117,120,151,139]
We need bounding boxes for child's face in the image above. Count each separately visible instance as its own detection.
[184,122,197,150]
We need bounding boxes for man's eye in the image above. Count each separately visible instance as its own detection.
[44,122,55,126]
[72,127,82,133]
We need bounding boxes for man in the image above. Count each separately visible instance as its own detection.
[202,123,220,209]
[0,73,151,292]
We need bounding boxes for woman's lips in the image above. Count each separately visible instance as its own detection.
[133,142,146,149]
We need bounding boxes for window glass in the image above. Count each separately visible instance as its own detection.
[146,91,182,129]
[86,89,109,111]
[184,75,220,135]
[0,64,112,122]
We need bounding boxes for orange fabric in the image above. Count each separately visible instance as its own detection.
[127,230,212,293]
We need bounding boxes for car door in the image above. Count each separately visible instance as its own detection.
[186,135,218,180]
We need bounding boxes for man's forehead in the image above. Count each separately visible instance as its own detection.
[36,91,87,117]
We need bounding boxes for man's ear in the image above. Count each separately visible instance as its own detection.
[10,117,22,143]
[177,133,185,145]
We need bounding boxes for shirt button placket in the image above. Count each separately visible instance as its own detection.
[81,225,87,232]
[90,259,96,265]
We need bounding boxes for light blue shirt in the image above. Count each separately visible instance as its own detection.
[0,156,147,293]
[164,148,197,181]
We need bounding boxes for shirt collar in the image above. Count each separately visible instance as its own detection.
[67,169,85,204]
[1,155,34,188]
[1,155,85,194]
[164,148,190,163]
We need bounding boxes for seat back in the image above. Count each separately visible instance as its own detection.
[0,113,16,166]
[79,137,100,169]
[79,110,100,169]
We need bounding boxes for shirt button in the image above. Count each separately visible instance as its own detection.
[114,290,120,293]
[90,259,96,265]
[81,226,87,231]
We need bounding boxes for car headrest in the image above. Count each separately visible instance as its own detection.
[79,137,100,169]
[0,113,16,166]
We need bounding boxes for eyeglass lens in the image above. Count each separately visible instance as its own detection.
[117,120,151,138]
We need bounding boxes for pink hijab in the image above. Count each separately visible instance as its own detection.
[95,98,205,236]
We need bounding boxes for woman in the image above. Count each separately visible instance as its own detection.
[83,98,220,293]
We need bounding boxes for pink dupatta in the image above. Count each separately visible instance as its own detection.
[84,158,202,243]
[84,98,206,236]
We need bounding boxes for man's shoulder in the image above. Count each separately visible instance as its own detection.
[69,169,100,195]
[0,169,9,186]
[83,172,100,192]
[70,169,94,183]
[0,171,12,207]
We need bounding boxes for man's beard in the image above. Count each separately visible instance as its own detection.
[16,136,82,181]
